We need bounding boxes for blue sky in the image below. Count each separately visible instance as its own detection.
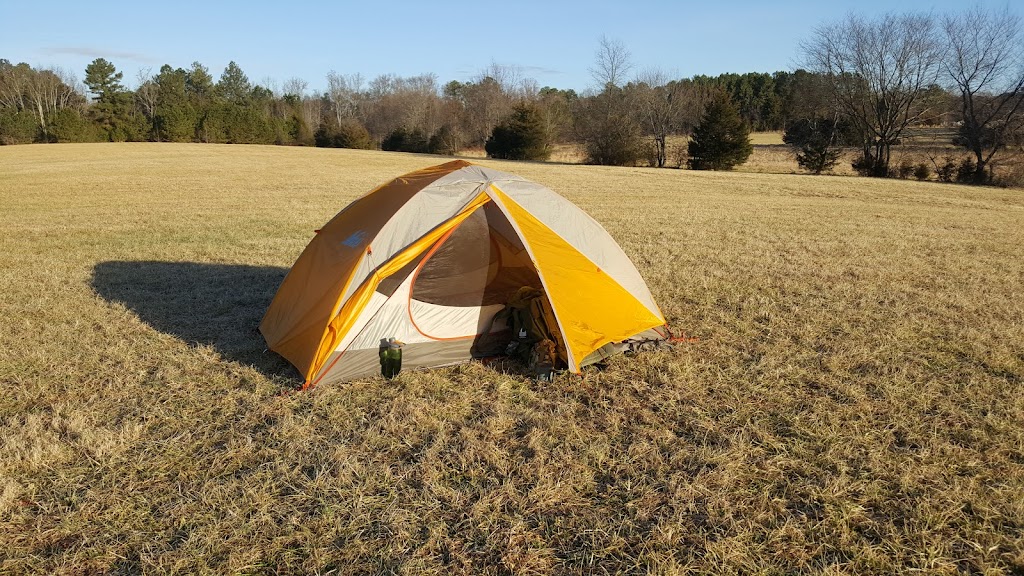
[1,0,1012,93]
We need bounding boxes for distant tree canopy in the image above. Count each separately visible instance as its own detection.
[3,53,832,157]
[2,8,1022,185]
[315,118,371,149]
[0,59,85,143]
[574,85,646,166]
[381,126,429,153]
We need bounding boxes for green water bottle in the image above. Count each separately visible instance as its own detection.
[379,337,403,378]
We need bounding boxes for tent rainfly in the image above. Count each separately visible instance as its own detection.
[260,160,667,387]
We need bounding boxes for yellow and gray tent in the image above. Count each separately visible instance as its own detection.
[260,160,667,387]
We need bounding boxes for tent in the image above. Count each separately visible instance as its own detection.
[260,160,667,387]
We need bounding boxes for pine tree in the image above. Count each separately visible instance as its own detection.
[83,58,124,101]
[687,95,752,170]
[381,126,429,153]
[783,117,843,174]
[485,103,551,161]
[186,62,214,105]
[216,61,252,104]
[428,125,460,155]
[186,62,215,142]
[155,65,195,142]
[83,58,144,141]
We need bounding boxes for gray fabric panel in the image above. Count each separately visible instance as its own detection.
[579,325,669,367]
[317,334,511,385]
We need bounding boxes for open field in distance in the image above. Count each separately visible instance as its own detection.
[748,131,784,146]
[462,130,1021,184]
[1,143,1022,574]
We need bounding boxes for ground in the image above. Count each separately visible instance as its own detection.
[1,143,1022,574]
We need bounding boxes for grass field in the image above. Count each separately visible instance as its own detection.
[748,132,784,146]
[1,143,1023,574]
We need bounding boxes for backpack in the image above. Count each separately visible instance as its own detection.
[494,287,567,366]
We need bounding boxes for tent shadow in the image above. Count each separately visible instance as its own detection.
[91,260,298,381]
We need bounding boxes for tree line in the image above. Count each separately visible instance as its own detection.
[2,6,1022,183]
[0,56,796,158]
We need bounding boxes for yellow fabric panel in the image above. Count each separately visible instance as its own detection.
[493,188,665,371]
[260,160,473,378]
[308,192,491,385]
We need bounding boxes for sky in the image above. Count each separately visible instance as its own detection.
[1,0,1013,93]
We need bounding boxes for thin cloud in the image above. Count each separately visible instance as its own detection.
[39,46,157,63]
[454,63,563,78]
[520,65,562,76]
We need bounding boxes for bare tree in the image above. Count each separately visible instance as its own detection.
[573,87,645,166]
[439,62,542,147]
[398,74,444,136]
[24,66,83,139]
[326,71,365,125]
[35,67,81,112]
[272,77,311,129]
[630,74,715,167]
[803,12,942,176]
[479,62,522,95]
[362,73,444,142]
[282,77,308,98]
[300,92,323,134]
[631,69,687,167]
[675,80,717,136]
[590,35,632,88]
[259,76,279,97]
[520,78,540,101]
[453,73,513,147]
[135,68,159,133]
[0,60,30,110]
[943,6,1024,183]
[575,36,644,165]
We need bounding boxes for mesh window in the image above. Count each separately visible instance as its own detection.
[411,204,541,307]
[375,251,425,297]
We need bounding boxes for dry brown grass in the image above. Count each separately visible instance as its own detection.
[749,132,784,146]
[1,143,1023,574]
